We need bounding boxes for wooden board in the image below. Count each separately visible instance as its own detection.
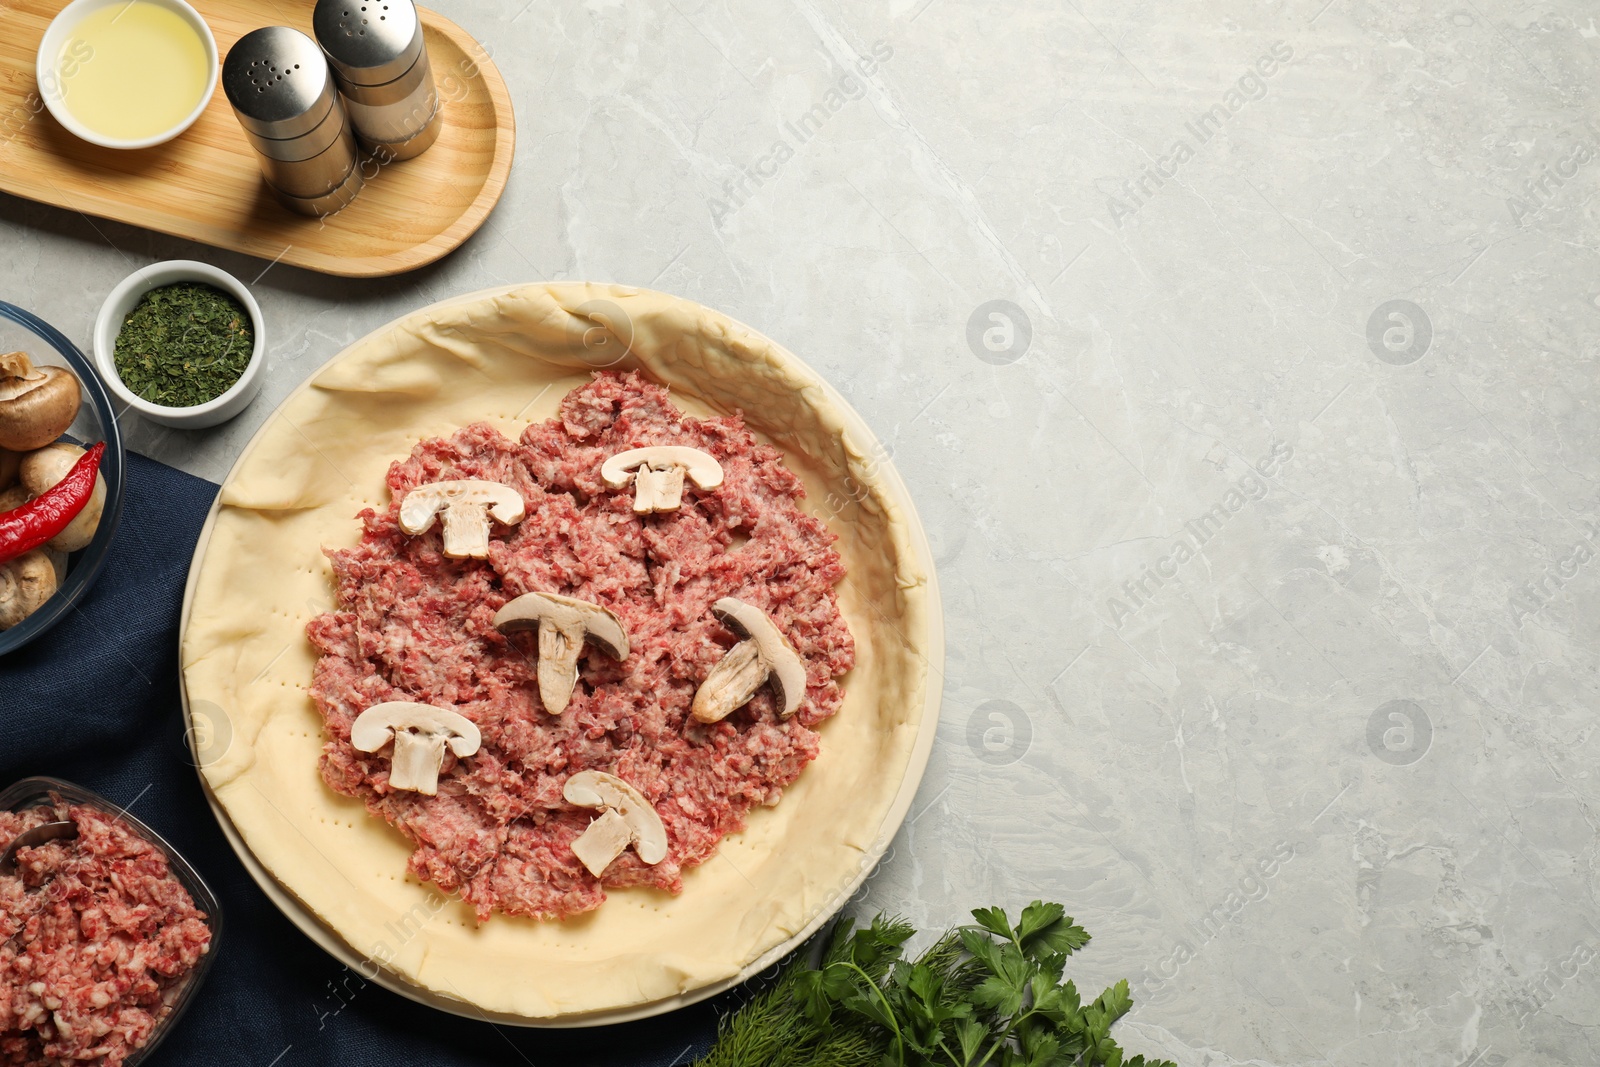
[0,2,513,278]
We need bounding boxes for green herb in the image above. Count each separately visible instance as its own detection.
[113,282,253,408]
[696,901,1176,1067]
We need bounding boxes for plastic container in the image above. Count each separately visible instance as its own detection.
[0,301,125,657]
[0,776,223,1066]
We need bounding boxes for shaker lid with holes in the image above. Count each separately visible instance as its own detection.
[312,0,424,87]
[223,27,338,140]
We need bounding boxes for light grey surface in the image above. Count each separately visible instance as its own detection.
[3,1,1597,1064]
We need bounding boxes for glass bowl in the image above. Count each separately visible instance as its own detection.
[0,300,126,655]
[0,776,223,1066]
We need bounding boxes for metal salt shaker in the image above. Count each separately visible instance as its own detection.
[312,0,441,162]
[222,28,363,217]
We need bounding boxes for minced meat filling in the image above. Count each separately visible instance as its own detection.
[308,372,855,922]
[0,802,212,1067]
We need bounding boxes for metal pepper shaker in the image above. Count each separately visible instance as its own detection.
[222,28,363,217]
[312,0,441,162]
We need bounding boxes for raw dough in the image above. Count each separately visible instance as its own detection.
[179,283,935,1020]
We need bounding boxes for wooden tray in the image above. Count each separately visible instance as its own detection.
[0,2,513,278]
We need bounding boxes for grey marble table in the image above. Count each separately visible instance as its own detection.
[4,1,1598,1064]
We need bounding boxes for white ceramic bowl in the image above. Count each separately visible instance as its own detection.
[36,0,218,151]
[94,261,266,430]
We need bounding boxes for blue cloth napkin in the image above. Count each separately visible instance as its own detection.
[0,451,725,1067]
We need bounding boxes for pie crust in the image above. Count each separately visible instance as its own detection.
[179,283,936,1019]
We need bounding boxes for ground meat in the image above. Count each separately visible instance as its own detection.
[0,801,212,1067]
[308,372,856,922]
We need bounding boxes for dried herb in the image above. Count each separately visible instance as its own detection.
[113,283,253,408]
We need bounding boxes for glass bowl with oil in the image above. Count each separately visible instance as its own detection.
[35,0,219,150]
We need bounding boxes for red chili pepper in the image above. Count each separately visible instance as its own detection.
[0,441,104,564]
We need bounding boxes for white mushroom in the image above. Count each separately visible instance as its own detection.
[493,592,629,715]
[398,479,526,559]
[563,770,667,877]
[692,598,807,723]
[20,443,105,553]
[349,701,482,796]
[600,446,723,514]
[0,549,57,630]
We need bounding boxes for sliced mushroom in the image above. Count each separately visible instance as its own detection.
[600,446,724,515]
[20,444,104,553]
[569,809,632,877]
[398,479,526,559]
[349,701,482,796]
[692,598,807,723]
[493,592,629,715]
[563,770,667,876]
[0,550,57,630]
[0,352,81,452]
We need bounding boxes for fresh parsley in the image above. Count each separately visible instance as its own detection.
[696,901,1176,1067]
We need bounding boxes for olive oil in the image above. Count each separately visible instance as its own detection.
[58,2,209,142]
